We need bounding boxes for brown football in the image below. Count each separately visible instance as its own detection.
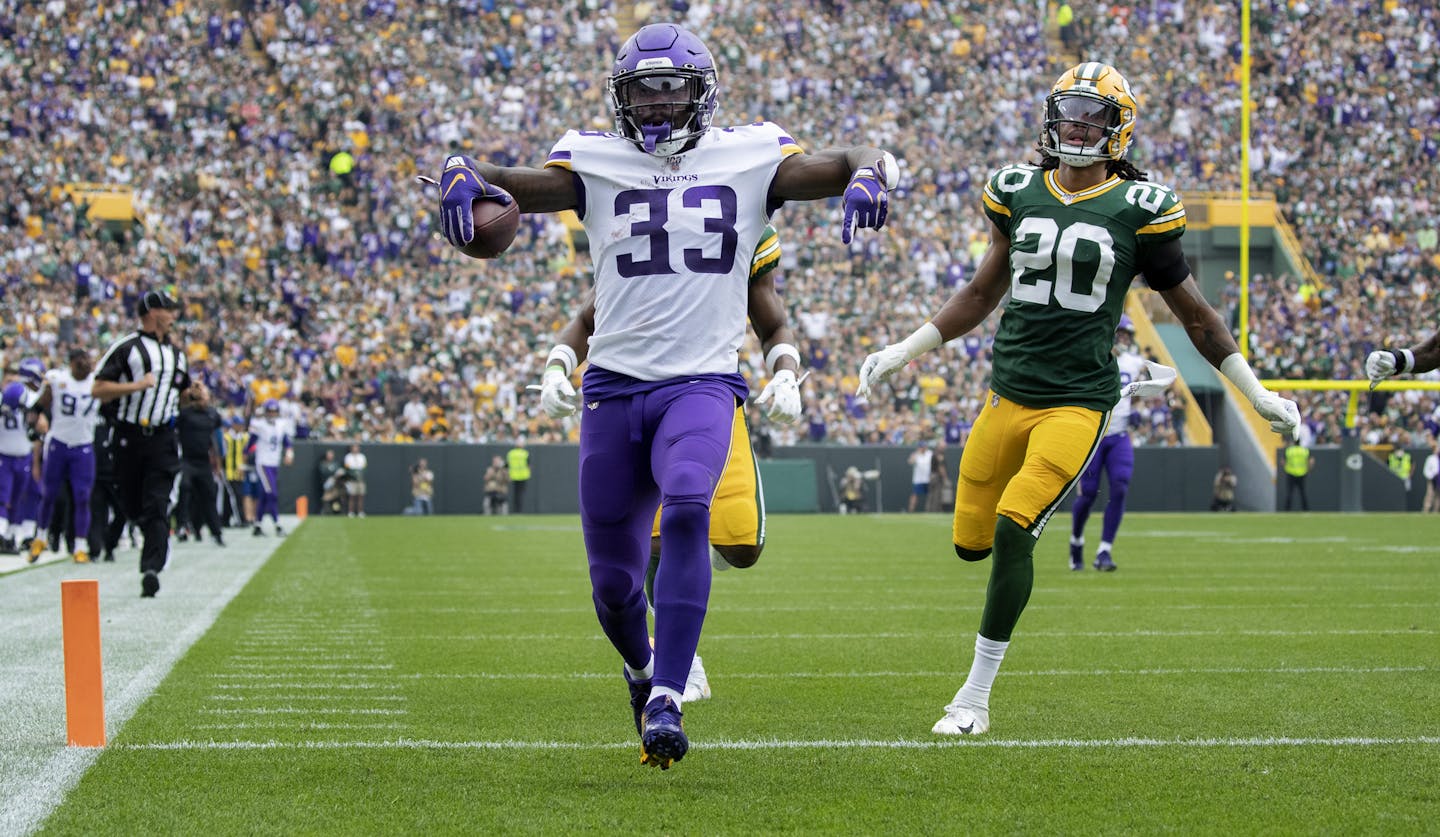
[461,195,520,259]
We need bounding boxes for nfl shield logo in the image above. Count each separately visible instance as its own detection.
[667,155,684,172]
[991,393,1000,408]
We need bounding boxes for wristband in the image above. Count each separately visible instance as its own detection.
[898,322,943,360]
[1398,349,1415,373]
[765,343,802,375]
[876,151,899,190]
[546,345,578,377]
[1219,353,1266,404]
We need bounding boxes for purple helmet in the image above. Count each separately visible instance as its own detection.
[1116,315,1135,334]
[1,381,25,409]
[17,358,44,388]
[607,23,719,157]
[263,399,280,413]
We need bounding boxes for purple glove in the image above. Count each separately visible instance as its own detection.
[841,153,896,244]
[438,155,513,248]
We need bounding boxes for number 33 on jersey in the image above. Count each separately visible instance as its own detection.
[982,163,1187,410]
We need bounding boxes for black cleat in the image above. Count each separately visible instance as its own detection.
[141,570,160,598]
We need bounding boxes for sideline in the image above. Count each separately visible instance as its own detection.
[0,517,296,836]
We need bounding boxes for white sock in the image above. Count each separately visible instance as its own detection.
[650,685,683,710]
[710,546,731,572]
[625,655,654,681]
[1070,535,1084,547]
[1098,540,1112,554]
[956,634,1009,707]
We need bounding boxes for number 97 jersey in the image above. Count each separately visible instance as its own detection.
[982,164,1188,412]
[544,122,803,382]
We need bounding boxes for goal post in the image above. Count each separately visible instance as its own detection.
[1260,379,1440,511]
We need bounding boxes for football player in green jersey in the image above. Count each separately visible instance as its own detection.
[856,62,1302,736]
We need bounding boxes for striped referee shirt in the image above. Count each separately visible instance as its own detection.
[95,330,191,427]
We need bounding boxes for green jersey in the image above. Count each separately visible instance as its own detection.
[981,164,1187,410]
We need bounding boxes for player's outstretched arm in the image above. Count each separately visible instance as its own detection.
[1366,331,1440,385]
[470,161,577,214]
[1158,276,1300,435]
[771,146,899,244]
[855,221,1011,399]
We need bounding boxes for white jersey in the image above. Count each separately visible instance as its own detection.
[545,122,803,380]
[0,402,30,457]
[1108,351,1148,436]
[247,418,291,468]
[44,370,99,446]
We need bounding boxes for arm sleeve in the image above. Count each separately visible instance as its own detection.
[1136,237,1191,291]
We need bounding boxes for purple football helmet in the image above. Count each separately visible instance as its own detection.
[607,23,719,157]
[17,358,44,388]
[1,381,25,409]
[1116,315,1135,333]
[263,399,280,413]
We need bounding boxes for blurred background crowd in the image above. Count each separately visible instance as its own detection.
[0,0,1436,450]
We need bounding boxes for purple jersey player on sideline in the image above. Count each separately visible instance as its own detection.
[434,22,898,768]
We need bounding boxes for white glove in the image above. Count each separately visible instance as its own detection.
[1365,350,1397,387]
[1254,391,1302,436]
[856,344,910,401]
[1120,361,1178,399]
[539,367,577,418]
[755,369,803,423]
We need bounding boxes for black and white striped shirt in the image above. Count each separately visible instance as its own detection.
[95,330,191,427]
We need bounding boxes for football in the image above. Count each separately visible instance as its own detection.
[461,195,519,259]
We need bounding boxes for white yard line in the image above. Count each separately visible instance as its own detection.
[375,664,1430,682]
[114,735,1440,752]
[0,518,294,837]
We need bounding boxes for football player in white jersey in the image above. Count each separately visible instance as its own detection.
[1067,316,1174,571]
[0,381,35,555]
[30,349,101,563]
[11,358,48,557]
[436,22,896,769]
[247,399,293,537]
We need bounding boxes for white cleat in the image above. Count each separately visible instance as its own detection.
[931,700,990,736]
[682,654,712,702]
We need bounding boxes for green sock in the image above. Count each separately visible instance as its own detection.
[978,516,1036,642]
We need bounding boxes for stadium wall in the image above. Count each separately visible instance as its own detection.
[287,442,1247,516]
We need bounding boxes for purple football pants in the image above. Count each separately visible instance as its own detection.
[1071,432,1134,544]
[0,453,30,521]
[38,439,96,539]
[578,379,735,696]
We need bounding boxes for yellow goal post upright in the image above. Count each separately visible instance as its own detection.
[1258,379,1440,511]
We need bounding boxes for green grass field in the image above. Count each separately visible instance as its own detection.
[35,513,1440,834]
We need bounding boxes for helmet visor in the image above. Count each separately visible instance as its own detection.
[615,72,701,127]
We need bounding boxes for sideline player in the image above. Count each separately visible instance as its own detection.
[857,62,1298,736]
[438,22,896,767]
[247,399,293,537]
[538,225,798,703]
[1067,316,1175,571]
[30,349,100,563]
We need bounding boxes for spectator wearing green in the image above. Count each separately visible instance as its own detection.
[506,439,531,514]
[1388,442,1413,492]
[1282,440,1313,511]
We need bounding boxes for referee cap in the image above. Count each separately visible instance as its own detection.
[137,289,181,317]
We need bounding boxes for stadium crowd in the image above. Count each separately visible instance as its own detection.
[0,0,1436,450]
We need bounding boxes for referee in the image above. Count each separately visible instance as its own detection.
[92,289,190,598]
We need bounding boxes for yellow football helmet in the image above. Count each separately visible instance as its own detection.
[1041,62,1137,167]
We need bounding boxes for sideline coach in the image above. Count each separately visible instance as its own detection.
[93,289,190,598]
